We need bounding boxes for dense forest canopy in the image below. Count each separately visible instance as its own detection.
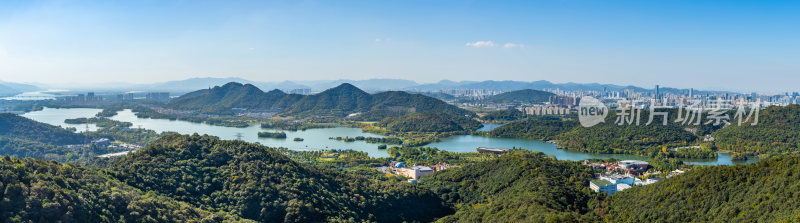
[0,113,83,145]
[0,156,249,222]
[487,116,578,140]
[602,155,800,222]
[481,108,526,122]
[110,134,452,222]
[712,104,800,155]
[420,151,599,222]
[378,112,482,133]
[0,113,101,162]
[486,109,730,159]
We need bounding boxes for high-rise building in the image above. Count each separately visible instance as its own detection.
[654,85,660,99]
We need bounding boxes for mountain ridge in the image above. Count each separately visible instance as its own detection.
[168,82,475,117]
[484,89,556,104]
[18,77,739,95]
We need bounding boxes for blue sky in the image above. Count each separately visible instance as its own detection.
[0,0,798,92]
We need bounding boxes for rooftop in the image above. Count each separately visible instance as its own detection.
[602,174,632,180]
[591,179,613,187]
[409,166,433,171]
[619,160,649,165]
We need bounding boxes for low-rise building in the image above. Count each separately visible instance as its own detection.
[615,183,631,192]
[600,174,635,185]
[591,174,637,195]
[590,179,618,194]
[669,169,686,178]
[433,162,457,171]
[618,160,649,169]
[396,166,434,180]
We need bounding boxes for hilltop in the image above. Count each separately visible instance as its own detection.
[420,151,598,222]
[168,82,474,117]
[712,104,800,156]
[110,134,452,222]
[483,89,556,104]
[603,155,800,222]
[379,112,482,133]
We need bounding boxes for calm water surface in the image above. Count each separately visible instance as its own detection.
[110,109,391,157]
[22,108,759,164]
[476,123,504,132]
[22,107,102,132]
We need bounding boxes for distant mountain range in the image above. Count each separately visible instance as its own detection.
[0,81,40,97]
[7,77,735,96]
[168,82,475,117]
[150,78,737,95]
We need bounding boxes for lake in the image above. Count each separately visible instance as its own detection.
[22,107,102,132]
[111,109,391,157]
[476,123,504,132]
[22,107,759,164]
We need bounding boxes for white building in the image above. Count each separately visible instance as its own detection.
[591,174,636,195]
[600,174,635,185]
[396,166,434,180]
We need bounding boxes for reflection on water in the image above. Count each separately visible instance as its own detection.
[109,110,391,157]
[476,123,504,132]
[22,108,759,164]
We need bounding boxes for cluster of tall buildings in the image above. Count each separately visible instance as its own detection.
[62,92,102,103]
[545,85,800,112]
[59,92,171,104]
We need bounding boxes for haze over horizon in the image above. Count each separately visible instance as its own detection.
[1,1,798,92]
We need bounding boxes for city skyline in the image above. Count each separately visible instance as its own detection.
[1,1,798,92]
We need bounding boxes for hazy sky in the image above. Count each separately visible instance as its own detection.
[0,0,798,92]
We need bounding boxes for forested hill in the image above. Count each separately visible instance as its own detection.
[0,156,249,222]
[420,151,598,222]
[488,110,714,158]
[378,112,483,132]
[0,114,110,162]
[0,113,83,145]
[487,116,579,140]
[603,155,800,222]
[712,104,800,154]
[483,89,555,104]
[165,82,297,115]
[110,134,452,222]
[168,82,474,117]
